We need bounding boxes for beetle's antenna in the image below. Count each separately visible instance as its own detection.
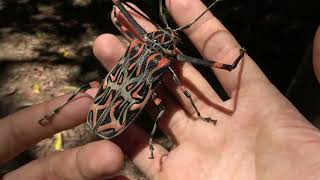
[174,0,222,32]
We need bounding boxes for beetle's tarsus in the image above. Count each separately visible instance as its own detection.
[38,118,48,126]
[201,117,217,125]
[148,143,155,159]
[38,112,55,126]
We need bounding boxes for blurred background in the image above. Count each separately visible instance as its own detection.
[0,0,319,179]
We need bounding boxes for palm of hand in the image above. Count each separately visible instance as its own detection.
[157,81,319,180]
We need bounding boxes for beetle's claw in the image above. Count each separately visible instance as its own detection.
[38,112,55,126]
[148,144,155,159]
[38,117,49,126]
[201,117,217,125]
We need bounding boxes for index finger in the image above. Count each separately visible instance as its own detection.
[0,89,96,164]
[166,0,269,95]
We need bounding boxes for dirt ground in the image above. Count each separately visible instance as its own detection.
[0,0,320,179]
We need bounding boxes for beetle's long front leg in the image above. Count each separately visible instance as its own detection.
[168,67,217,125]
[112,0,147,40]
[112,1,158,43]
[176,47,246,71]
[38,81,101,126]
[113,5,137,42]
[148,92,166,159]
[159,0,169,27]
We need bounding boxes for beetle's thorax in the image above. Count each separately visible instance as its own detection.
[144,28,180,56]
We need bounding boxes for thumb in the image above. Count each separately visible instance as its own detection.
[3,141,124,180]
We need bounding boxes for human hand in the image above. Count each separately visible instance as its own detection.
[0,90,124,179]
[92,0,320,179]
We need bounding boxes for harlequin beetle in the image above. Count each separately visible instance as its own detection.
[39,0,246,159]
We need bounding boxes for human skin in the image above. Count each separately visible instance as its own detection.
[313,26,320,82]
[2,0,320,179]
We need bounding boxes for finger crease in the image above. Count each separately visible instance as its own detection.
[48,155,59,179]
[75,147,90,180]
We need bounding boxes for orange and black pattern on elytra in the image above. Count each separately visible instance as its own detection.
[87,38,170,140]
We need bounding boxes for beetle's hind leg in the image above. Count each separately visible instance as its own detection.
[168,67,217,125]
[148,92,166,159]
[176,48,246,71]
[38,81,101,126]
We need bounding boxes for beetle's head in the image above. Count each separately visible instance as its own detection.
[164,27,181,45]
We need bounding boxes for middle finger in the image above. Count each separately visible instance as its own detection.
[166,0,268,96]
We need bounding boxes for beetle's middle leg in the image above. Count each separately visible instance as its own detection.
[168,67,217,125]
[148,92,166,159]
[38,81,101,126]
